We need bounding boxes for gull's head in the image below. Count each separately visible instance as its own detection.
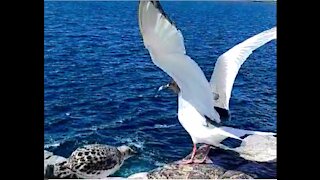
[117,145,138,160]
[158,80,180,95]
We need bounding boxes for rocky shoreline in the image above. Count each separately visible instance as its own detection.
[126,145,255,179]
[44,134,276,179]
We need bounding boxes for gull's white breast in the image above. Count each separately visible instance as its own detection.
[177,94,226,145]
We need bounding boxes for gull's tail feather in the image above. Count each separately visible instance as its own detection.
[209,126,276,147]
[220,126,276,138]
[212,127,243,141]
[212,126,276,155]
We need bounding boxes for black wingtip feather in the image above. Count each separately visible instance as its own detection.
[214,106,230,120]
[149,0,176,27]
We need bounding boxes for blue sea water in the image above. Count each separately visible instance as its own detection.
[44,1,276,177]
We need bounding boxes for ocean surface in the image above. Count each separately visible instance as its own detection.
[44,1,277,177]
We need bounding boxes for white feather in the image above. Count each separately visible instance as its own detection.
[177,94,241,145]
[210,27,277,110]
[139,0,220,122]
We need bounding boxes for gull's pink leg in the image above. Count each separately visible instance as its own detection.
[193,144,210,164]
[180,144,197,164]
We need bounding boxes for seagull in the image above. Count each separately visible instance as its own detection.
[45,144,137,178]
[138,0,276,164]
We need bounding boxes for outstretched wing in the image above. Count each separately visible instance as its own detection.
[139,0,220,122]
[210,27,277,110]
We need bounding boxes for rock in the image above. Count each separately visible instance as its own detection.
[45,154,67,165]
[209,135,277,179]
[235,161,277,179]
[146,163,253,179]
[44,150,80,178]
[127,172,148,179]
[139,139,278,179]
[101,177,127,180]
[220,170,253,179]
[44,150,67,176]
[44,150,53,159]
[44,136,276,179]
[148,163,217,179]
[131,146,254,179]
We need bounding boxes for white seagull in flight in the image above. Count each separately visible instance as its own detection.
[138,0,276,164]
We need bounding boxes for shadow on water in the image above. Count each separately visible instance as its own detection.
[208,148,276,179]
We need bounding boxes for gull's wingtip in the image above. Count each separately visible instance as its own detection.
[272,26,277,39]
[138,0,175,31]
[265,26,277,39]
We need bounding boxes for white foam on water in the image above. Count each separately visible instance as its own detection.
[114,136,145,150]
[115,119,124,123]
[154,161,166,167]
[154,124,176,129]
[114,117,133,125]
[128,140,145,150]
[44,142,61,149]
